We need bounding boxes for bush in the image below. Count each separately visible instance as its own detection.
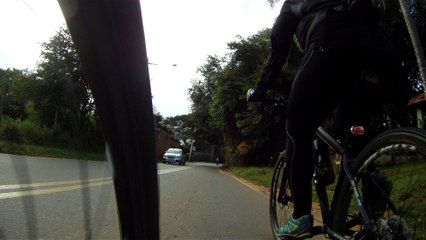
[0,117,104,157]
[0,117,23,143]
[0,117,73,148]
[18,119,52,146]
[50,128,72,148]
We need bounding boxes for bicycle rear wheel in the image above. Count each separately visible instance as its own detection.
[331,127,426,239]
[270,150,294,240]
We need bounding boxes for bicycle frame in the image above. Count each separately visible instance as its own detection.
[264,95,378,238]
[312,126,374,239]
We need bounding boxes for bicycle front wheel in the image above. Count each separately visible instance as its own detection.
[331,127,426,240]
[270,150,294,239]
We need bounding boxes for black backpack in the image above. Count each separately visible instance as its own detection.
[341,0,386,22]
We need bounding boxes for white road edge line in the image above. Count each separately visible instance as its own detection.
[0,180,113,200]
[0,167,191,199]
[158,167,190,175]
[0,177,112,190]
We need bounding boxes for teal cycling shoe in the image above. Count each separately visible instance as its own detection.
[277,214,313,239]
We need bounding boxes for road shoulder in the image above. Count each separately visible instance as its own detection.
[219,168,327,240]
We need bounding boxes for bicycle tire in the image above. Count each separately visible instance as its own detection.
[270,150,294,240]
[331,127,426,239]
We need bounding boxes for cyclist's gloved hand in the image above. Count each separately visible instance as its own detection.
[247,86,267,102]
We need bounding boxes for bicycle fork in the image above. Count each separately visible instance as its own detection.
[277,151,293,206]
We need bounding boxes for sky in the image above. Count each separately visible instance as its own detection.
[0,0,283,117]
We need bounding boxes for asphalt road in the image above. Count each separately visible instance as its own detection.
[158,162,326,240]
[0,154,325,239]
[159,162,272,239]
[0,153,118,239]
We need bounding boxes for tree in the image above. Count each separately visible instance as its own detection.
[378,0,426,127]
[266,0,281,7]
[189,2,426,166]
[34,26,95,137]
[188,55,224,146]
[0,68,34,119]
[153,112,164,128]
[162,114,192,147]
[188,29,297,165]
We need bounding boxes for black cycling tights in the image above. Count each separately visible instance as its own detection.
[285,48,394,218]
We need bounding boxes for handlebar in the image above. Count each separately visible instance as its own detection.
[262,96,288,106]
[246,87,288,105]
[246,87,288,115]
[250,96,289,117]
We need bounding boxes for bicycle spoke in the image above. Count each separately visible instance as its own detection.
[270,153,294,239]
[332,128,426,240]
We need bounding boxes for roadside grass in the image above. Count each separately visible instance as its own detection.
[0,141,105,161]
[226,165,336,204]
[225,165,274,189]
[233,162,426,239]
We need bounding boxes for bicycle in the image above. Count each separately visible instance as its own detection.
[57,0,426,239]
[263,96,426,240]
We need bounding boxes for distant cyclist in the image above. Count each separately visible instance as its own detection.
[247,0,402,238]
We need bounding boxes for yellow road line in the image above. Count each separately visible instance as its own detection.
[0,167,189,199]
[0,177,112,190]
[0,179,113,200]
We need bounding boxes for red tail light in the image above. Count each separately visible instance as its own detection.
[350,125,365,135]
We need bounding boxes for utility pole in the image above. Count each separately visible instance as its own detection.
[210,145,215,162]
[188,127,196,162]
[189,139,195,162]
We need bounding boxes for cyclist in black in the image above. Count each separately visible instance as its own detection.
[248,0,400,238]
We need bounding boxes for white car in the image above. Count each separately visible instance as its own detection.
[162,148,185,165]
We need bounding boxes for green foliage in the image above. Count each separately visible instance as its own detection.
[162,114,192,148]
[0,25,103,156]
[266,0,281,8]
[382,0,426,96]
[0,116,103,153]
[188,55,225,148]
[0,68,34,119]
[0,117,68,147]
[34,26,95,136]
[0,117,23,143]
[18,119,53,145]
[189,28,297,166]
[81,113,104,151]
[0,140,104,161]
[153,112,164,127]
[188,2,426,166]
[226,166,274,188]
